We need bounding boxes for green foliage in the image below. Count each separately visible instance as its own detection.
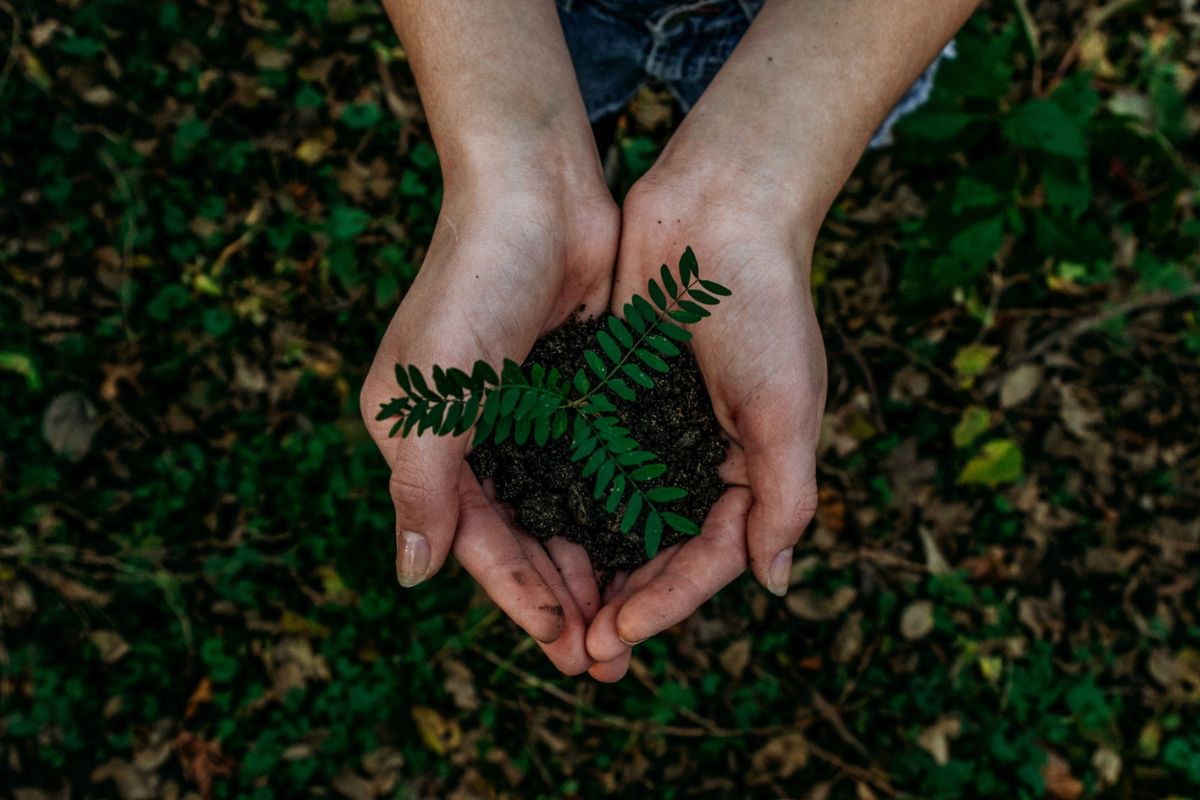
[376,248,726,556]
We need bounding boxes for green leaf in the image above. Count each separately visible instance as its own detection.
[617,450,656,466]
[500,386,521,416]
[657,321,692,342]
[698,279,731,296]
[630,463,666,481]
[662,512,700,535]
[394,364,411,394]
[494,413,513,444]
[441,402,463,435]
[605,476,626,513]
[646,486,687,503]
[669,308,702,325]
[953,405,992,448]
[660,264,678,298]
[471,360,499,387]
[624,302,646,334]
[457,393,481,434]
[482,391,501,425]
[513,416,531,445]
[957,439,1024,486]
[596,331,621,363]
[952,344,1000,386]
[408,366,437,400]
[584,350,608,380]
[632,295,658,325]
[515,389,539,419]
[648,279,667,310]
[572,368,589,394]
[679,247,698,282]
[678,300,710,318]
[552,409,568,439]
[635,349,669,373]
[621,493,643,534]
[622,363,654,389]
[688,289,719,306]
[609,378,636,402]
[534,414,550,446]
[1003,98,1087,159]
[582,448,606,477]
[645,335,680,357]
[594,461,615,499]
[644,511,663,557]
[607,315,633,347]
[571,436,597,462]
[446,367,473,392]
[585,394,617,413]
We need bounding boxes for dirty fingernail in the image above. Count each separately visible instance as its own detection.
[396,530,430,587]
[618,635,647,647]
[767,548,793,597]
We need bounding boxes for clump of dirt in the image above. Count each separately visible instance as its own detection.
[468,317,727,576]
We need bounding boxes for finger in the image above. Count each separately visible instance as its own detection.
[742,418,820,597]
[587,650,631,683]
[361,362,464,587]
[614,487,752,646]
[546,538,602,623]
[585,544,684,662]
[718,440,749,486]
[452,470,566,644]
[515,532,592,675]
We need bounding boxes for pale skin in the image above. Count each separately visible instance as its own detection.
[361,0,980,680]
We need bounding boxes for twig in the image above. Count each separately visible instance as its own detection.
[1011,0,1042,94]
[0,0,20,98]
[1027,284,1200,359]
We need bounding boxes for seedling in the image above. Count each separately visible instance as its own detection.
[375,247,730,556]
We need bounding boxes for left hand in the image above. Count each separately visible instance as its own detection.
[583,165,828,682]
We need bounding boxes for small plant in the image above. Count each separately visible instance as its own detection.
[375,247,730,556]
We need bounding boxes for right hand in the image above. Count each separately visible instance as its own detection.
[360,169,619,675]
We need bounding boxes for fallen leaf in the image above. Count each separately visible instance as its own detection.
[749,733,809,784]
[900,600,936,640]
[185,677,212,719]
[999,364,1042,408]
[1092,746,1121,787]
[958,439,1024,486]
[411,706,461,756]
[175,731,235,800]
[89,630,130,663]
[953,405,992,447]
[442,659,479,711]
[952,343,999,387]
[43,391,100,462]
[718,638,752,680]
[1042,749,1084,800]
[916,716,961,765]
[786,586,857,621]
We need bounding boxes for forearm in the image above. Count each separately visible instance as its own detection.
[381,0,601,195]
[651,0,978,233]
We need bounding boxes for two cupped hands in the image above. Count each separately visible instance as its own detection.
[359,137,828,682]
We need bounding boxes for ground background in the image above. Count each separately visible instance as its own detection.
[2,1,1199,798]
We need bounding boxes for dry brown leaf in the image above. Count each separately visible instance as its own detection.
[331,772,374,800]
[786,586,857,621]
[718,638,752,680]
[43,391,100,462]
[184,677,212,719]
[749,732,809,784]
[1042,750,1084,800]
[999,364,1042,408]
[916,716,961,765]
[900,600,936,640]
[442,658,480,711]
[174,732,235,800]
[832,611,864,664]
[89,630,130,663]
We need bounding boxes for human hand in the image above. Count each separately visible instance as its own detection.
[360,167,619,675]
[584,167,827,681]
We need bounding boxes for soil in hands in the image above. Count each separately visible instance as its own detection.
[468,316,727,577]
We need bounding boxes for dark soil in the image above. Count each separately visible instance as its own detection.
[468,317,727,576]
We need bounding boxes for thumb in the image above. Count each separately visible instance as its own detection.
[387,435,463,587]
[742,411,821,597]
[361,372,464,588]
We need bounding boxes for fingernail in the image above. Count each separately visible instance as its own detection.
[396,530,430,587]
[767,548,793,597]
[619,634,647,647]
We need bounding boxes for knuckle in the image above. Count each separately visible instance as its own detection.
[388,463,436,512]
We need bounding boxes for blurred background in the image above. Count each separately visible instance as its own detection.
[1,1,1198,798]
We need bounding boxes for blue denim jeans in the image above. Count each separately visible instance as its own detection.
[556,0,955,148]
